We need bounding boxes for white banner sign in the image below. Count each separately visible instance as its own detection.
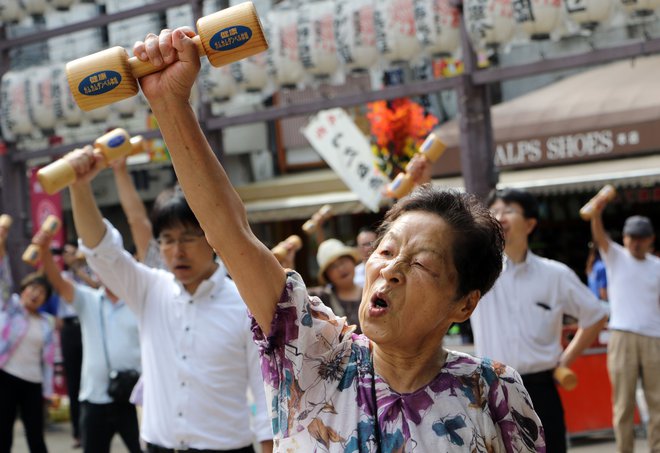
[303,108,389,212]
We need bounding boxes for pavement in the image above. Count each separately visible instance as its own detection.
[11,419,650,452]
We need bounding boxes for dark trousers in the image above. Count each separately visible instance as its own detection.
[61,318,83,440]
[0,370,48,453]
[146,443,255,453]
[79,400,141,453]
[521,369,567,453]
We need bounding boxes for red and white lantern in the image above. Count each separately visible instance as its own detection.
[297,0,340,79]
[513,0,563,40]
[0,71,34,141]
[265,7,306,87]
[565,0,615,29]
[231,52,269,92]
[334,0,379,72]
[464,0,516,50]
[374,0,422,64]
[413,0,461,57]
[618,0,660,16]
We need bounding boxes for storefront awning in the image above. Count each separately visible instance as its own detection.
[237,154,660,223]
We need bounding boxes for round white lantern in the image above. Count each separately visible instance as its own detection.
[565,0,615,29]
[49,0,77,10]
[86,104,111,123]
[0,71,34,141]
[297,0,340,79]
[199,60,236,102]
[231,52,269,92]
[374,0,422,64]
[22,0,48,16]
[28,65,65,132]
[334,0,379,72]
[0,0,26,23]
[54,65,83,126]
[413,0,461,57]
[113,97,139,118]
[513,0,563,40]
[265,7,306,88]
[465,0,516,50]
[619,0,660,15]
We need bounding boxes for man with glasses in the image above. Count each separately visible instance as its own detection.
[470,188,608,453]
[62,148,273,453]
[353,226,377,286]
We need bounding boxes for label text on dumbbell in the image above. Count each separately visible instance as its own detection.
[210,25,252,51]
[78,71,122,96]
[108,135,126,148]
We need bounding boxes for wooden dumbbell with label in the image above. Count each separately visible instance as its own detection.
[37,128,145,195]
[579,184,616,221]
[22,215,62,266]
[66,2,267,111]
[271,235,303,262]
[553,366,578,391]
[386,132,447,199]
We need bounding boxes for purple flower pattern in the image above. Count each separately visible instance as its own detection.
[251,272,546,452]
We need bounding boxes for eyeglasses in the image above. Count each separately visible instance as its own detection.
[490,207,524,218]
[157,231,205,250]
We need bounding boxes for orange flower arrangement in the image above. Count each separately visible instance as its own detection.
[367,98,438,180]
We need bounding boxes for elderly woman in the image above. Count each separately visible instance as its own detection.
[310,239,363,332]
[125,27,545,451]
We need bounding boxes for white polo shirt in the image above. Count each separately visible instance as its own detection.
[602,241,660,338]
[471,251,608,375]
[80,220,272,450]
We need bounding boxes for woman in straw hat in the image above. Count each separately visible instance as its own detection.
[310,239,363,333]
[121,27,546,451]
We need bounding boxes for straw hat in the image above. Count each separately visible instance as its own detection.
[316,239,361,285]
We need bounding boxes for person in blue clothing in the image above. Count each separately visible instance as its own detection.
[586,242,608,301]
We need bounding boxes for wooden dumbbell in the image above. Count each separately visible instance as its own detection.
[579,184,616,221]
[302,205,333,235]
[66,2,268,111]
[0,214,12,230]
[271,235,303,261]
[553,366,578,391]
[386,132,446,199]
[37,128,145,195]
[22,215,62,266]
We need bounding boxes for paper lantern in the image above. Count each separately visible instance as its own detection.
[465,0,516,50]
[54,64,83,126]
[565,0,615,29]
[113,97,139,118]
[297,0,340,78]
[199,60,236,102]
[28,65,65,132]
[265,7,306,87]
[231,52,269,92]
[374,0,422,64]
[619,0,660,16]
[513,0,563,40]
[86,104,111,123]
[0,0,26,23]
[414,0,461,57]
[0,71,34,141]
[49,0,77,10]
[22,0,48,16]
[334,0,379,72]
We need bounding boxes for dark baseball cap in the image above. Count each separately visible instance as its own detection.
[622,216,654,237]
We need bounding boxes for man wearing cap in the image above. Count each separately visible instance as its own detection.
[591,208,660,453]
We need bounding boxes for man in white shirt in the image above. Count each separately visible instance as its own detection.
[591,207,660,453]
[471,188,608,453]
[64,156,273,453]
[35,230,141,453]
[353,227,377,287]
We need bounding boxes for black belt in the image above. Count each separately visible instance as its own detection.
[146,443,254,453]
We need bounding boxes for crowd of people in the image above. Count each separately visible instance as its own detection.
[1,26,658,453]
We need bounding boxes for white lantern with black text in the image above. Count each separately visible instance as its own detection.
[28,65,64,133]
[0,0,25,23]
[334,0,379,72]
[200,60,236,102]
[565,0,614,29]
[465,0,516,50]
[0,71,34,141]
[374,0,422,64]
[231,52,269,92]
[298,0,340,79]
[266,7,306,87]
[619,0,660,16]
[54,65,83,126]
[414,0,461,57]
[513,0,563,40]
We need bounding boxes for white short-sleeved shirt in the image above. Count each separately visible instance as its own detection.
[72,285,141,403]
[80,220,272,450]
[471,251,609,375]
[602,241,660,338]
